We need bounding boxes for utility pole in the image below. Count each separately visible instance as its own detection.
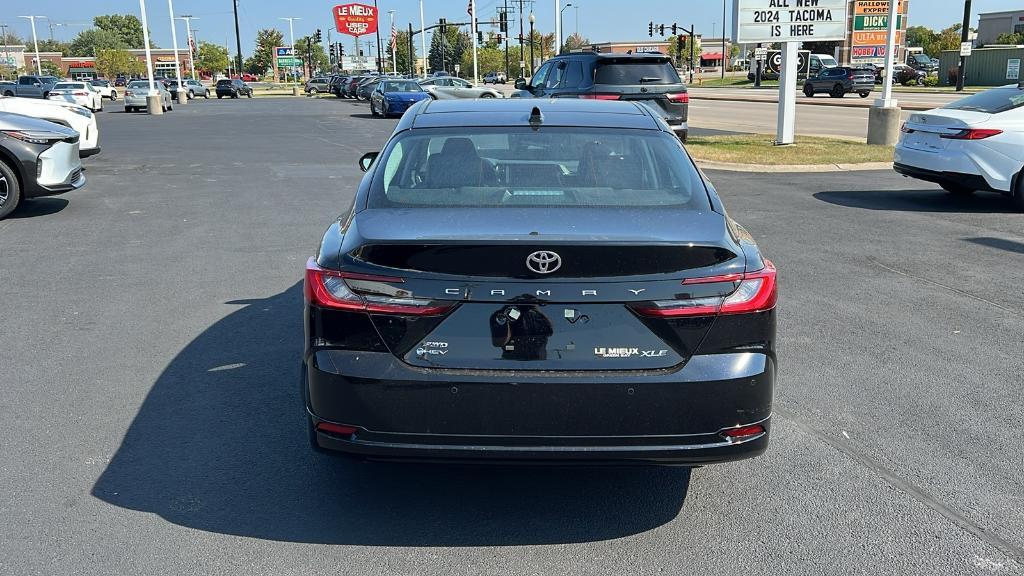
[722,0,727,81]
[176,15,199,79]
[17,16,46,76]
[167,0,184,103]
[373,0,383,73]
[956,0,972,91]
[502,2,510,78]
[231,0,243,75]
[419,0,427,77]
[0,24,11,76]
[515,0,525,78]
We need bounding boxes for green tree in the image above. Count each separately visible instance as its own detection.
[40,61,62,77]
[1,30,24,46]
[561,32,590,54]
[429,28,469,75]
[95,48,143,78]
[392,29,416,74]
[33,39,71,53]
[295,37,329,75]
[67,28,128,57]
[93,14,147,48]
[460,46,505,79]
[196,42,229,76]
[249,28,285,76]
[527,31,556,61]
[995,32,1024,45]
[667,35,701,67]
[0,64,18,81]
[935,23,965,54]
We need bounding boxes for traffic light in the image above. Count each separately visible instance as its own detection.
[478,30,484,43]
[671,23,678,35]
[499,11,508,33]
[496,34,503,43]
[658,24,665,36]
[439,17,447,34]
[338,43,345,57]
[314,29,322,44]
[648,21,653,37]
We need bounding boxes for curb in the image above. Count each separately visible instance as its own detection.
[694,159,894,173]
[691,93,934,112]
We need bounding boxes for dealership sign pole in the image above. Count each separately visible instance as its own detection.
[734,0,848,145]
[334,3,379,72]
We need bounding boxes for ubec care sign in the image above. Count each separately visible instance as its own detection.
[334,4,379,36]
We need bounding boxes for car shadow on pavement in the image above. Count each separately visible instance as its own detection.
[964,236,1024,255]
[814,188,1018,213]
[91,283,691,546]
[9,197,68,219]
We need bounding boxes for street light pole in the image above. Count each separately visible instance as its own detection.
[167,0,184,103]
[528,12,535,76]
[722,0,726,81]
[956,0,972,91]
[137,0,159,114]
[419,0,427,77]
[231,0,243,76]
[17,16,46,76]
[177,15,199,79]
[559,4,572,53]
[280,17,301,83]
[554,0,561,56]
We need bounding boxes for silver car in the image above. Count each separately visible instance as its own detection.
[123,80,173,113]
[417,76,502,99]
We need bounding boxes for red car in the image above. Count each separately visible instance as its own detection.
[232,73,258,82]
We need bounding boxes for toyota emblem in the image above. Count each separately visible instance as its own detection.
[526,251,562,274]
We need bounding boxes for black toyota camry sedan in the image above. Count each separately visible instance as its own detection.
[303,98,777,465]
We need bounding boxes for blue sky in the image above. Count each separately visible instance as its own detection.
[4,0,1018,56]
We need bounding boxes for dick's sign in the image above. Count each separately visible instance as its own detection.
[735,0,848,43]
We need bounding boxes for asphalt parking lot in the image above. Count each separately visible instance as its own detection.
[1,96,1022,576]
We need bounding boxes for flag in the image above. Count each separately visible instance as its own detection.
[467,1,473,16]
[390,22,397,52]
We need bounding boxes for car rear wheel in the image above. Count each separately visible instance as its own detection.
[247,90,252,98]
[1012,172,1024,212]
[859,91,870,98]
[940,182,973,196]
[0,160,21,220]
[480,93,495,98]
[188,90,194,99]
[2,90,13,97]
[830,85,845,98]
[803,85,814,97]
[217,94,223,99]
[110,91,118,101]
[203,90,210,98]
[309,87,318,94]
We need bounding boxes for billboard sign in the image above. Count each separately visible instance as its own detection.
[334,3,378,37]
[734,0,848,43]
[851,0,909,63]
[276,47,295,57]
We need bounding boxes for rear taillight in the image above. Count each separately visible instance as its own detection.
[304,257,453,316]
[315,422,358,436]
[666,92,689,103]
[631,260,777,318]
[940,128,1003,140]
[579,93,621,100]
[720,424,766,442]
[73,91,88,96]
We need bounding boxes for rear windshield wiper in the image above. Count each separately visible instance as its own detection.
[638,77,664,83]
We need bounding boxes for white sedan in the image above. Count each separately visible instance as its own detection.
[48,82,104,112]
[0,95,101,157]
[894,82,1024,210]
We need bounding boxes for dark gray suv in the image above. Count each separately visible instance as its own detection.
[514,52,689,141]
[803,66,875,98]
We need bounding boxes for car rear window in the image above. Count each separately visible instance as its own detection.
[944,87,1024,114]
[594,60,681,86]
[217,79,231,86]
[370,127,708,209]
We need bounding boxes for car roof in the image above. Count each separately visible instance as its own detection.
[554,51,672,61]
[403,98,664,131]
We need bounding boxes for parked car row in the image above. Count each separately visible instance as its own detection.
[0,93,100,218]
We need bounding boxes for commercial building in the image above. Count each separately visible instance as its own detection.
[977,10,1024,46]
[0,45,193,79]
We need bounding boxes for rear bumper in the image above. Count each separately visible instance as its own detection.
[894,143,1013,193]
[894,161,1005,195]
[304,349,774,465]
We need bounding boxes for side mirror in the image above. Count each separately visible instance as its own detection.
[359,152,379,172]
[34,82,42,87]
[466,83,474,88]
[514,78,528,90]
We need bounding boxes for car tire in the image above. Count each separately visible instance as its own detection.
[803,85,814,97]
[1012,172,1024,212]
[247,90,252,98]
[940,182,973,196]
[232,91,239,99]
[830,85,845,98]
[204,90,210,98]
[110,91,118,101]
[310,88,318,94]
[217,94,223,99]
[2,90,13,97]
[859,91,870,98]
[480,93,495,98]
[0,159,22,220]
[188,90,194,99]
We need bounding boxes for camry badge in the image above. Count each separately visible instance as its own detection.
[526,251,562,274]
